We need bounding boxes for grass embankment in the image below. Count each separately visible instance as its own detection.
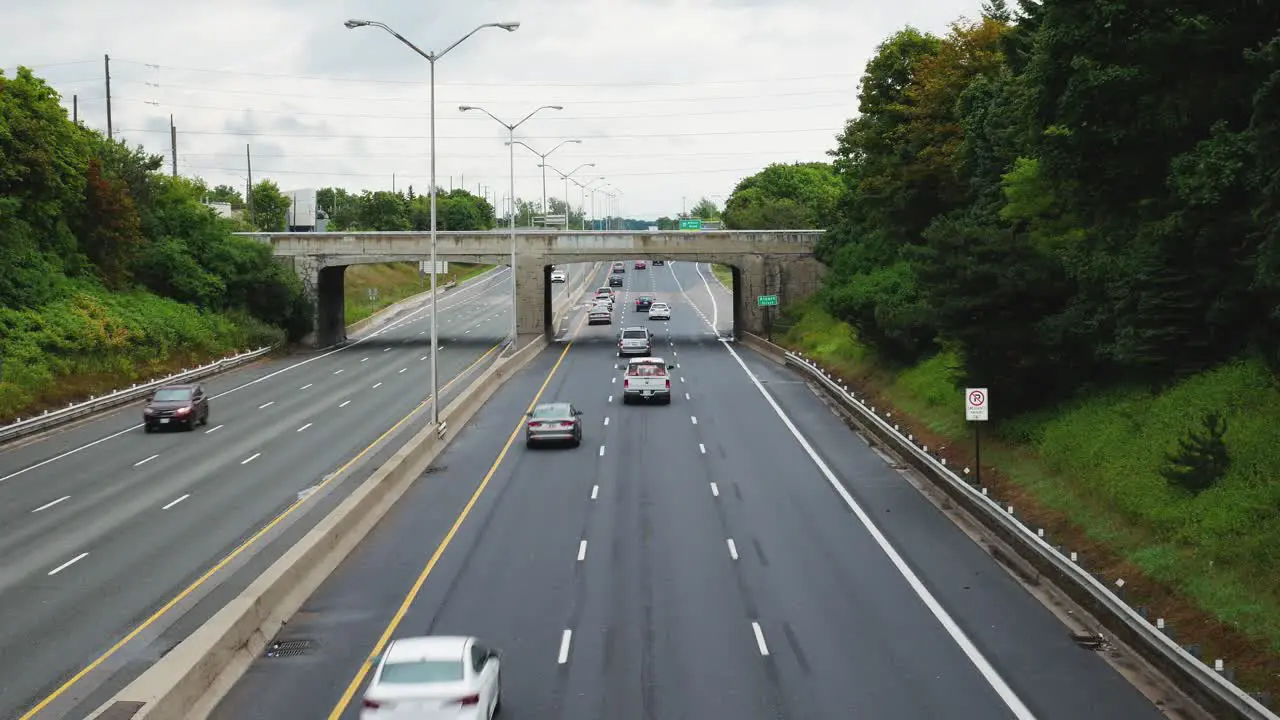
[344,262,493,325]
[710,264,734,290]
[0,285,282,424]
[780,298,1280,696]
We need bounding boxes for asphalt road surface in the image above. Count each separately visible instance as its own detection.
[0,263,592,720]
[214,260,1170,720]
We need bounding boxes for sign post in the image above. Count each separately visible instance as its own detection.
[757,294,779,340]
[965,388,989,485]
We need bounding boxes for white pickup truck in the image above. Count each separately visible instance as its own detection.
[621,357,674,404]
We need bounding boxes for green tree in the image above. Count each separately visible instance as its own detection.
[248,179,290,231]
[722,162,840,230]
[1161,411,1230,494]
[206,184,244,209]
[79,158,145,288]
[689,197,720,219]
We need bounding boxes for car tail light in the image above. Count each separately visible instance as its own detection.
[362,698,381,709]
[451,694,480,706]
[528,421,541,428]
[623,378,630,389]
[665,379,671,388]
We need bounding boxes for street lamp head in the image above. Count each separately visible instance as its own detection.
[549,105,565,110]
[459,105,475,112]
[497,21,521,31]
[568,138,581,143]
[343,19,370,29]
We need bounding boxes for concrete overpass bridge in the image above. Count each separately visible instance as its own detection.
[240,229,826,347]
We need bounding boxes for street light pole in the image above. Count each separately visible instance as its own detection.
[460,104,564,347]
[540,163,596,230]
[510,139,580,226]
[344,18,519,426]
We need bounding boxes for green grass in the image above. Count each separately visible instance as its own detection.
[0,284,281,423]
[344,262,493,325]
[779,298,1280,662]
[711,264,734,290]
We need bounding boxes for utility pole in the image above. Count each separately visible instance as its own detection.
[169,115,178,177]
[246,144,256,226]
[73,95,78,124]
[392,173,396,193]
[104,54,113,140]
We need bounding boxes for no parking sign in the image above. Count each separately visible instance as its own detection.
[965,388,988,421]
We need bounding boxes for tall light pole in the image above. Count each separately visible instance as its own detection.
[577,176,605,230]
[344,18,518,425]
[540,162,595,229]
[461,104,564,346]
[510,139,581,225]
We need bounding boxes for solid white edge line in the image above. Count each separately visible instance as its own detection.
[727,538,739,560]
[720,341,1036,719]
[751,621,770,656]
[48,552,89,576]
[32,495,70,513]
[162,493,190,510]
[557,629,573,664]
[577,540,588,561]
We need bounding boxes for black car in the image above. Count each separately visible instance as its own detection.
[143,383,210,431]
[653,259,665,266]
[634,295,654,311]
[609,274,624,287]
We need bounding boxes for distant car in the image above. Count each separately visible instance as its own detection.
[648,302,671,320]
[588,303,613,325]
[550,269,567,283]
[143,383,209,432]
[611,262,625,274]
[360,635,501,719]
[609,274,624,287]
[593,289,614,309]
[617,326,654,357]
[653,259,665,266]
[526,401,584,447]
[634,295,654,312]
[634,260,647,269]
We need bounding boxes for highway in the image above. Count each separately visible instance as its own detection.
[0,262,591,720]
[214,260,1171,719]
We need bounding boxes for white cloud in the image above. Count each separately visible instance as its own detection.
[3,0,980,219]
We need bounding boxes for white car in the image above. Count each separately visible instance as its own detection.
[361,635,501,719]
[550,269,567,283]
[647,302,671,320]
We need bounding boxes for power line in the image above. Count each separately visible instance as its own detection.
[110,58,861,88]
[121,127,840,140]
[107,95,850,122]
[184,165,787,179]
[106,78,854,106]
[2,59,98,73]
[181,148,810,160]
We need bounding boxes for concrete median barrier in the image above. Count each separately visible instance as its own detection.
[87,335,550,720]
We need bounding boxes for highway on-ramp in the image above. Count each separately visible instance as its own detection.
[0,263,592,720]
[214,261,1172,719]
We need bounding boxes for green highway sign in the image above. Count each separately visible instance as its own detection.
[679,218,702,230]
[757,294,778,307]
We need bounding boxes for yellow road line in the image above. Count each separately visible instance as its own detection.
[18,343,502,720]
[327,312,589,718]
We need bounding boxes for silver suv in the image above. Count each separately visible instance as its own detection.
[617,327,653,357]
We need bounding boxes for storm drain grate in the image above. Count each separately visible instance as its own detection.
[264,639,317,658]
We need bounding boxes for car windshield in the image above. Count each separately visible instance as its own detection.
[152,388,192,402]
[628,363,665,377]
[638,296,652,302]
[532,403,571,419]
[651,303,668,309]
[378,659,464,684]
[622,330,648,339]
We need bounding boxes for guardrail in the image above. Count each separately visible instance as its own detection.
[0,345,277,445]
[740,334,1276,720]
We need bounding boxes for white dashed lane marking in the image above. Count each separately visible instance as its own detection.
[31,496,70,513]
[162,494,189,510]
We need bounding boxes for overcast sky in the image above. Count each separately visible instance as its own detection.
[4,0,981,220]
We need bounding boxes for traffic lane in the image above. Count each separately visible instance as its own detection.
[0,270,512,488]
[0,326,512,720]
[717,345,1168,719]
[210,330,601,719]
[560,350,785,720]
[0,293,511,528]
[665,260,728,337]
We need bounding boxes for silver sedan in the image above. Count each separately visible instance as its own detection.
[525,402,584,448]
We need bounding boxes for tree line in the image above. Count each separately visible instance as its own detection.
[724,0,1280,414]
